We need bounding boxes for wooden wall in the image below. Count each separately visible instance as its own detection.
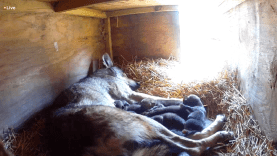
[110,11,180,61]
[0,12,105,132]
[223,0,277,141]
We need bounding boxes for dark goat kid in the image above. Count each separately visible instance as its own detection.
[115,94,211,136]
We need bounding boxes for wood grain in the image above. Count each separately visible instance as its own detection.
[62,8,107,18]
[106,5,178,17]
[0,12,105,132]
[88,0,179,11]
[111,12,180,61]
[54,0,114,12]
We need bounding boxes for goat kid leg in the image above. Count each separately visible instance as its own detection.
[185,131,234,156]
[129,92,183,106]
[157,127,234,156]
[184,114,227,140]
[141,115,233,156]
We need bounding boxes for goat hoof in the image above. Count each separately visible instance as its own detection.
[220,131,235,141]
[216,114,226,122]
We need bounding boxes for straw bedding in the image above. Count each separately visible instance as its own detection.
[1,57,277,156]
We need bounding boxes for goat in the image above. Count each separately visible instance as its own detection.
[45,53,234,156]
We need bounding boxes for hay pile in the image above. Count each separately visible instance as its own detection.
[221,87,277,156]
[2,118,47,156]
[117,57,277,156]
[2,57,277,156]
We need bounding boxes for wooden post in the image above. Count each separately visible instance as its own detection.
[107,17,113,61]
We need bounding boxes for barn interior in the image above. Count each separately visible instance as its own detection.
[1,0,277,155]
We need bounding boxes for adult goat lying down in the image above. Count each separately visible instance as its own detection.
[46,53,234,156]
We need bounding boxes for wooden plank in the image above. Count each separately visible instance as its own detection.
[106,5,178,17]
[0,0,54,12]
[36,0,59,1]
[107,17,113,60]
[54,0,114,12]
[89,0,179,11]
[110,12,180,61]
[62,8,107,18]
[218,0,246,13]
[0,13,104,133]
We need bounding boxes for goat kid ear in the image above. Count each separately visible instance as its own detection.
[102,53,113,68]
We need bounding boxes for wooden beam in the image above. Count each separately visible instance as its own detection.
[62,8,107,18]
[54,0,114,12]
[35,0,59,1]
[218,0,246,13]
[107,17,113,60]
[106,5,178,17]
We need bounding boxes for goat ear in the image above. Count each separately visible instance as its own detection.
[102,53,113,68]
